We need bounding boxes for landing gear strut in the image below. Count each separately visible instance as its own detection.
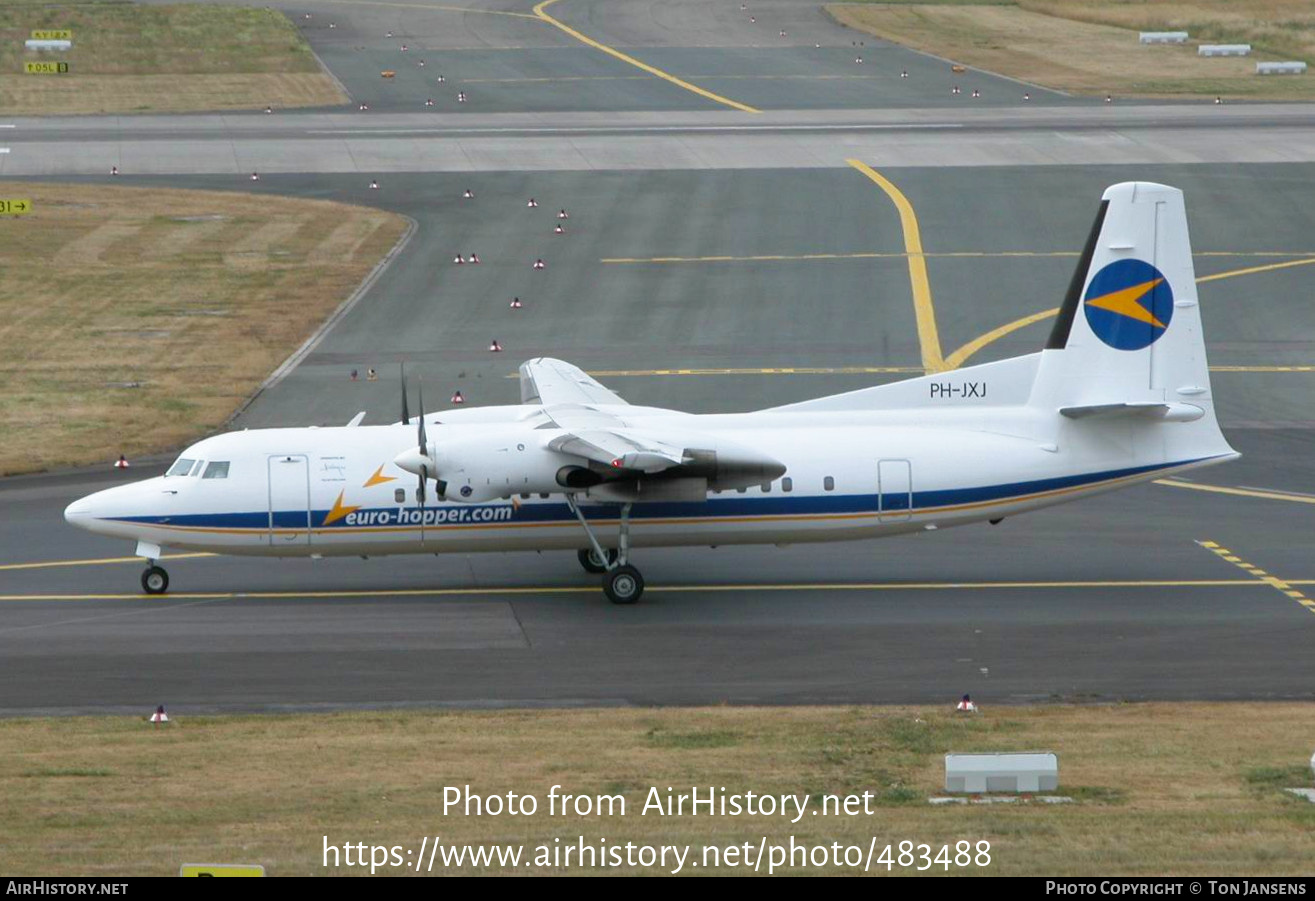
[141,564,169,595]
[566,495,643,604]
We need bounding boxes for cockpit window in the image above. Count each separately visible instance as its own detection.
[189,460,205,477]
[166,458,196,477]
[202,461,230,480]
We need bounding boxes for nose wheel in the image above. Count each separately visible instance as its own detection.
[566,496,645,604]
[141,565,169,595]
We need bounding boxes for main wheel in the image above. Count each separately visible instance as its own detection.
[141,565,169,595]
[603,565,644,605]
[577,547,617,574]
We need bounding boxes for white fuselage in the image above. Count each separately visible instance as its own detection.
[63,399,1226,559]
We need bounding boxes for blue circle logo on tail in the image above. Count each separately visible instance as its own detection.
[1082,259,1173,351]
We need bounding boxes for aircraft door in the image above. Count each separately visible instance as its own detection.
[878,459,912,522]
[268,454,311,545]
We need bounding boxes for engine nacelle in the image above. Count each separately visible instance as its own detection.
[430,431,577,503]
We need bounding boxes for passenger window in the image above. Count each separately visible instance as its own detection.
[824,476,835,491]
[781,477,792,493]
[761,482,771,493]
[166,458,196,477]
[394,488,405,503]
[202,461,230,480]
[736,487,747,494]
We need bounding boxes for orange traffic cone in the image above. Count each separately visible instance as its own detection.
[149,705,169,724]
[454,254,465,264]
[557,209,568,219]
[463,188,473,198]
[509,297,522,309]
[554,224,564,235]
[489,339,502,352]
[533,259,545,270]
[451,390,464,404]
[527,198,538,208]
[469,252,480,264]
[114,454,130,469]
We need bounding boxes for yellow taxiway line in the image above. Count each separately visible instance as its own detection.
[846,160,947,374]
[532,0,759,113]
[0,552,214,572]
[0,578,1274,603]
[1198,540,1315,616]
[1157,480,1315,505]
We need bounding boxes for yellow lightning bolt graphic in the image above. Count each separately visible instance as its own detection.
[1085,277,1167,328]
[363,464,396,488]
[322,490,360,526]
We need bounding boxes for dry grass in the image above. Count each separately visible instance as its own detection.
[0,2,346,114]
[827,1,1315,99]
[1,703,1313,875]
[0,183,408,476]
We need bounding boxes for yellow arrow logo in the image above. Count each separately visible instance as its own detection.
[1084,277,1166,329]
[363,464,396,488]
[322,490,360,526]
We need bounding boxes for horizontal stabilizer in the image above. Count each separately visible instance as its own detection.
[1059,401,1203,422]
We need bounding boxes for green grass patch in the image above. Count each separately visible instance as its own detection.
[0,2,346,113]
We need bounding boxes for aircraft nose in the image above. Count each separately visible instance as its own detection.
[64,496,94,525]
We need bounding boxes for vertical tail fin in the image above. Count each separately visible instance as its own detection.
[1031,182,1234,460]
[1035,182,1210,408]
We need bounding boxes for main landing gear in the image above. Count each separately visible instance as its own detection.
[576,547,618,574]
[141,564,169,595]
[567,495,643,604]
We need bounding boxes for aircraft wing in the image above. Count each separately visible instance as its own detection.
[519,357,627,407]
[543,404,685,472]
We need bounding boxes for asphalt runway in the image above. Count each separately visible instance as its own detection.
[2,0,1315,714]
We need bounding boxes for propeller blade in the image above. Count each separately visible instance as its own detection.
[417,380,428,450]
[416,378,427,507]
[400,363,410,425]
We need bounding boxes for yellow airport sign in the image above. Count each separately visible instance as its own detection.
[179,864,266,877]
[0,200,32,216]
[24,61,70,75]
[31,30,72,41]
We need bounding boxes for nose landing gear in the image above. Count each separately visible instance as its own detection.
[566,495,644,604]
[141,565,169,595]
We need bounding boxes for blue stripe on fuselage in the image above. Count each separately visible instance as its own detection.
[103,457,1208,531]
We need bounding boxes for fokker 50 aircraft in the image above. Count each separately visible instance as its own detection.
[66,182,1236,603]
